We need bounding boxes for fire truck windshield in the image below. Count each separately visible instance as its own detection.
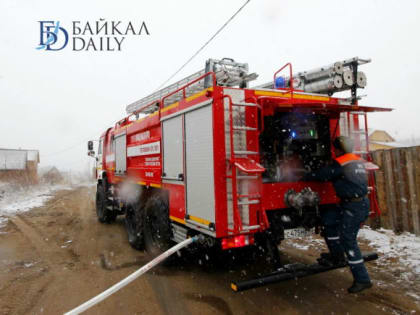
[259,112,331,183]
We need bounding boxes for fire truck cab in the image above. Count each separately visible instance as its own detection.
[89,58,390,260]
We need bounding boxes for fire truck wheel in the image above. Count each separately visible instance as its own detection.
[96,185,116,223]
[125,203,144,250]
[144,195,174,258]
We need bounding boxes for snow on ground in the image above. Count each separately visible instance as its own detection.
[359,227,420,276]
[283,227,420,276]
[282,226,420,302]
[0,216,7,232]
[360,227,420,303]
[282,232,326,252]
[0,182,72,215]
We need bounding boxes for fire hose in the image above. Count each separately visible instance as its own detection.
[64,235,203,315]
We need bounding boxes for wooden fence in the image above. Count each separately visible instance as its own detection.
[370,146,420,236]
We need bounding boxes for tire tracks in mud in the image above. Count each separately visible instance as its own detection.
[99,252,148,271]
[184,292,233,315]
[3,186,419,314]
[72,187,226,315]
[98,236,192,314]
[0,219,54,315]
[2,187,189,314]
[3,189,87,314]
[11,215,78,269]
[100,253,192,315]
[83,183,192,315]
[146,273,192,315]
[360,291,420,314]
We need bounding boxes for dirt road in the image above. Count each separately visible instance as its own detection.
[0,187,418,314]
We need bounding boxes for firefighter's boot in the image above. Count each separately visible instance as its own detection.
[347,281,372,293]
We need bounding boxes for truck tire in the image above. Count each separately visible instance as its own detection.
[125,203,144,250]
[143,194,173,257]
[96,184,116,223]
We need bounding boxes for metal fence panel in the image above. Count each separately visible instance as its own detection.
[0,150,27,170]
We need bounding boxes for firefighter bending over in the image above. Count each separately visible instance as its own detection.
[304,136,372,293]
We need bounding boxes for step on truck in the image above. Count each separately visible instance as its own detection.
[88,57,391,290]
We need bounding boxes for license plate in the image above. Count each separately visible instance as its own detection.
[284,228,314,239]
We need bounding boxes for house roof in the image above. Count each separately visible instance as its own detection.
[367,129,396,143]
[370,141,407,148]
[0,149,40,170]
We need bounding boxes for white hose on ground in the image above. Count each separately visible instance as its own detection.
[64,236,200,315]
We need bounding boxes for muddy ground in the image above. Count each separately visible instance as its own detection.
[0,187,419,315]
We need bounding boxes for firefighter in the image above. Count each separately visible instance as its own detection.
[304,136,372,293]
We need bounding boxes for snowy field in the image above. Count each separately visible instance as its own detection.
[0,182,75,228]
[0,183,69,213]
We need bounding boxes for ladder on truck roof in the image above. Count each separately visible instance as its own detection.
[126,58,258,115]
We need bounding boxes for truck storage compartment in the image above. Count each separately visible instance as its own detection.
[259,112,331,182]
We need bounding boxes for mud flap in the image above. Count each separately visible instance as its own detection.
[231,252,378,292]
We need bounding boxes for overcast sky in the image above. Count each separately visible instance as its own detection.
[1,0,419,171]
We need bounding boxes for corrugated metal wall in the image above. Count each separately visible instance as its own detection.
[0,149,39,184]
[0,150,27,170]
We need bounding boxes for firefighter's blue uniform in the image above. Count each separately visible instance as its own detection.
[305,153,371,284]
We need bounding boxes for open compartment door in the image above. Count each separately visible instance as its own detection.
[233,158,265,174]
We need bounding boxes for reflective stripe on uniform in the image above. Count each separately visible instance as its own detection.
[348,259,364,264]
[327,236,340,240]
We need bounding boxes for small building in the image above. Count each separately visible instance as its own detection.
[368,129,404,151]
[41,166,64,184]
[0,149,40,184]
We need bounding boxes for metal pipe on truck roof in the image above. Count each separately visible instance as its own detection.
[303,75,343,93]
[299,61,344,82]
[342,70,354,86]
[356,71,367,88]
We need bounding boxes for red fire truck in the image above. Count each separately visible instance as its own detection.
[88,58,390,289]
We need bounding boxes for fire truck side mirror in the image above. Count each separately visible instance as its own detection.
[87,141,94,151]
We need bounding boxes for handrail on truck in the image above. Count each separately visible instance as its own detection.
[131,100,161,119]
[273,62,294,101]
[128,71,216,122]
[161,71,217,108]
